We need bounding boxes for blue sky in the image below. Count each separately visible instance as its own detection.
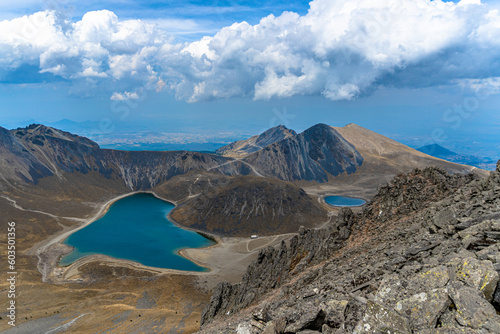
[0,0,310,40]
[0,0,499,157]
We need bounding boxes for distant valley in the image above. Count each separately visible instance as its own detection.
[417,143,497,170]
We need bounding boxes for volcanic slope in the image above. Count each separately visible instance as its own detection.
[333,123,474,176]
[214,123,481,185]
[216,125,297,158]
[241,123,364,182]
[170,176,328,237]
[199,162,500,334]
[2,124,245,189]
[0,126,53,185]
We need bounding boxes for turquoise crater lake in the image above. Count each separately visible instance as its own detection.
[60,193,215,271]
[324,196,366,207]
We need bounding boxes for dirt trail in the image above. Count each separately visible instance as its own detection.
[0,195,85,222]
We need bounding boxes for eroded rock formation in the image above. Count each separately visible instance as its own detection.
[170,176,328,236]
[199,163,500,333]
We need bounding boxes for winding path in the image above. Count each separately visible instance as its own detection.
[0,195,85,223]
[44,314,86,334]
[245,235,280,253]
[207,157,265,177]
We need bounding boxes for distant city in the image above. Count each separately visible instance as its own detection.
[93,131,242,152]
[89,130,497,171]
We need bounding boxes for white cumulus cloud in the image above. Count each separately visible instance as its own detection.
[459,77,500,96]
[110,91,141,101]
[0,10,168,87]
[0,0,499,102]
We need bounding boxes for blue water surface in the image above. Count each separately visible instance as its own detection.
[324,196,366,207]
[60,193,214,271]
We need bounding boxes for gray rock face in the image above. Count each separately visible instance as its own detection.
[354,300,411,334]
[2,124,244,189]
[93,149,242,190]
[216,125,297,158]
[448,257,499,301]
[243,124,364,182]
[199,162,500,334]
[448,281,500,330]
[394,288,450,330]
[170,176,328,236]
[492,282,500,311]
[0,125,53,184]
[200,208,356,325]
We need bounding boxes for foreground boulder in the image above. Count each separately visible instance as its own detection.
[198,163,500,333]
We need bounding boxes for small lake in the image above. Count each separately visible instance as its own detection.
[324,196,366,207]
[60,193,215,271]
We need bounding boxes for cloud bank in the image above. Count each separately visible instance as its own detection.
[0,0,499,102]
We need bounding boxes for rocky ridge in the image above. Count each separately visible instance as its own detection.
[3,124,245,189]
[1,123,478,190]
[242,124,364,182]
[0,125,52,184]
[216,125,297,158]
[199,161,500,333]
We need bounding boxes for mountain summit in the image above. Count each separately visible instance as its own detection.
[0,122,482,190]
[242,123,364,182]
[216,125,297,158]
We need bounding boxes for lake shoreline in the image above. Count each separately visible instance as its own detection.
[321,194,368,208]
[34,190,304,287]
[35,191,223,282]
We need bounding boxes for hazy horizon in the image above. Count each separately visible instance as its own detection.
[1,0,499,161]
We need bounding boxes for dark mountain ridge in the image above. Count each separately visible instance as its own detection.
[216,125,297,158]
[199,162,500,333]
[0,122,366,187]
[242,123,364,182]
[3,124,244,189]
[170,176,328,236]
[0,123,481,191]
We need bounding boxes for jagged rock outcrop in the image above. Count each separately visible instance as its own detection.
[2,124,245,189]
[200,208,356,324]
[0,125,53,184]
[362,167,477,223]
[243,124,364,182]
[199,161,500,334]
[216,125,297,158]
[170,176,327,236]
